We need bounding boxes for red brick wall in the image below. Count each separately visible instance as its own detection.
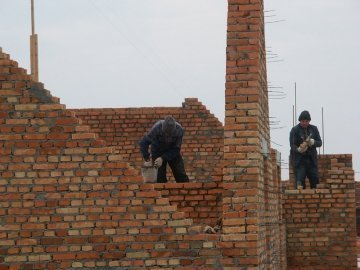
[71,100,224,182]
[283,154,357,269]
[0,48,225,269]
[1,0,357,266]
[270,149,287,268]
[154,182,222,226]
[289,154,339,187]
[289,154,360,237]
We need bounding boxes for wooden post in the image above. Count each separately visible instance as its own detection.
[30,0,39,82]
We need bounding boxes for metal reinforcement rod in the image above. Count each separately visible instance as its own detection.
[322,107,325,155]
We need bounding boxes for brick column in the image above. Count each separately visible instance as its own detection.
[222,0,271,268]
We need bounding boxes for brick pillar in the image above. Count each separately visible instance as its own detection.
[222,0,271,268]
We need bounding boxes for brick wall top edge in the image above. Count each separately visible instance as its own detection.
[70,107,207,113]
[70,99,223,126]
[155,182,220,189]
[69,98,204,111]
[318,154,352,158]
[284,188,331,195]
[71,107,181,111]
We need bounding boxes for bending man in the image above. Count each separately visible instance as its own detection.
[139,116,189,183]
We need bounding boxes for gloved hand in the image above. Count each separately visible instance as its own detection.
[154,157,163,168]
[308,138,315,146]
[297,142,308,153]
[144,160,153,167]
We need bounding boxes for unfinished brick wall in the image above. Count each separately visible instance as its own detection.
[72,100,224,182]
[1,0,357,267]
[0,45,284,269]
[284,154,357,269]
[289,154,342,187]
[71,105,224,225]
[0,48,227,269]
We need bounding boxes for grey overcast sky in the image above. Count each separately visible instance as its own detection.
[1,0,359,180]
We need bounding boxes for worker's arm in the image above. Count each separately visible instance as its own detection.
[139,135,151,161]
[139,121,162,161]
[311,126,322,148]
[289,127,298,153]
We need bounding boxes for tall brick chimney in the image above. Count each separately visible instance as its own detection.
[222,0,271,267]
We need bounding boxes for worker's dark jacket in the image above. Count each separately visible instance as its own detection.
[289,124,322,167]
[139,120,184,161]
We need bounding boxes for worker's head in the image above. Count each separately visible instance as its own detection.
[162,116,176,136]
[298,110,311,128]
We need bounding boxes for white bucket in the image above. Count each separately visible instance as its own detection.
[141,166,158,183]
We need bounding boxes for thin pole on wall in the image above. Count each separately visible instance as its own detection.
[30,0,39,82]
[294,82,297,121]
[31,0,35,35]
[292,105,295,127]
[322,107,325,155]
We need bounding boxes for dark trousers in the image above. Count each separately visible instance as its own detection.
[295,157,319,189]
[156,155,189,183]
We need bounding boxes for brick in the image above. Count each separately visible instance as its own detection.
[88,147,113,154]
[4,256,27,262]
[23,134,46,140]
[63,148,87,155]
[76,252,99,259]
[0,240,15,246]
[40,237,64,245]
[72,222,94,228]
[72,133,96,140]
[14,104,37,110]
[5,119,28,125]
[88,236,110,243]
[168,219,192,227]
[0,90,21,96]
[136,191,160,198]
[39,104,65,111]
[16,239,37,245]
[32,164,56,170]
[53,253,76,260]
[126,252,150,259]
[0,134,22,140]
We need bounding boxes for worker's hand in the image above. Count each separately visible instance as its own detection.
[144,160,153,167]
[297,142,308,153]
[299,141,307,148]
[154,157,163,168]
[308,138,315,146]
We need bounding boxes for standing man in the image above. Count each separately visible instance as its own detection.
[290,110,322,189]
[139,116,189,183]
